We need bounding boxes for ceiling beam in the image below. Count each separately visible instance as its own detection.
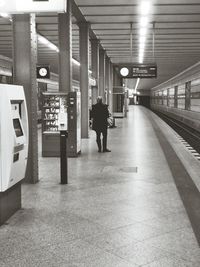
[71,0,105,52]
[78,3,200,7]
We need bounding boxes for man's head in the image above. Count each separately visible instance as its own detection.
[97,96,103,104]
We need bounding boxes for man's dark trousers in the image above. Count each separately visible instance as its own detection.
[96,129,107,152]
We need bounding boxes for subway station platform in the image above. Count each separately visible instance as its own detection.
[1,106,200,267]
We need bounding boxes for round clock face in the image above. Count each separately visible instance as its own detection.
[120,67,129,77]
[39,68,48,77]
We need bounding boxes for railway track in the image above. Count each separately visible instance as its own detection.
[154,111,200,160]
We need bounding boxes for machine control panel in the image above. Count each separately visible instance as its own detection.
[69,97,75,107]
[0,85,28,192]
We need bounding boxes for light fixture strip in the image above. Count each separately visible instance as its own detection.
[130,22,133,62]
[0,14,88,73]
[38,34,83,69]
[138,1,152,64]
[134,78,140,93]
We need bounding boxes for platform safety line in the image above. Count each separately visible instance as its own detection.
[174,131,200,162]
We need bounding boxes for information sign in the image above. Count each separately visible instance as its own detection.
[117,64,157,78]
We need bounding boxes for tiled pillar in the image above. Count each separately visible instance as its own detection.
[99,49,106,103]
[91,39,99,104]
[79,22,89,138]
[12,14,38,183]
[58,0,72,93]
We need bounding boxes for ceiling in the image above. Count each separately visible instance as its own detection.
[0,13,80,74]
[75,0,200,90]
[1,0,200,90]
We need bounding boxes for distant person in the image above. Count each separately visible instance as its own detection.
[91,96,111,153]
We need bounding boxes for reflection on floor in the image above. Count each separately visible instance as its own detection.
[0,106,200,267]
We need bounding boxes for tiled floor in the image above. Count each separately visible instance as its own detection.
[0,106,200,266]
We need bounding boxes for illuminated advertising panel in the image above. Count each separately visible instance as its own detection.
[0,0,66,13]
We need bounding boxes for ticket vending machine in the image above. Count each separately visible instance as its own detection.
[0,84,28,224]
[67,91,81,157]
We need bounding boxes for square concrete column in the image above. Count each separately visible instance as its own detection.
[79,22,89,138]
[105,56,110,105]
[99,49,106,103]
[58,0,72,93]
[91,39,99,105]
[12,14,38,183]
[109,61,113,113]
[185,81,191,110]
[113,66,123,86]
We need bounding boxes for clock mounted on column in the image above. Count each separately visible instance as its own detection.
[37,66,50,79]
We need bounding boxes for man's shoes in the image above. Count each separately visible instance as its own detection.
[103,149,111,152]
[98,149,101,152]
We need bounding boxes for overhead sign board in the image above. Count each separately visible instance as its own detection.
[117,64,157,78]
[0,0,67,13]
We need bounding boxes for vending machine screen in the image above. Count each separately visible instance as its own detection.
[13,118,23,137]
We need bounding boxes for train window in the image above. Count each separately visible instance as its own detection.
[177,84,185,110]
[163,89,168,106]
[168,88,175,107]
[191,79,200,112]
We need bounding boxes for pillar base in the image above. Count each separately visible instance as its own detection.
[0,182,21,225]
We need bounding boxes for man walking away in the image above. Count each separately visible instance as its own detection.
[91,96,111,153]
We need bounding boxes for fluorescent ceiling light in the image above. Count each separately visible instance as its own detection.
[38,34,58,52]
[139,54,144,63]
[48,43,58,51]
[139,44,145,52]
[37,34,93,73]
[72,58,80,66]
[139,28,147,36]
[0,12,12,22]
[139,49,144,56]
[0,13,9,18]
[0,0,6,7]
[138,1,153,63]
[134,78,140,92]
[139,36,146,45]
[38,35,49,45]
[140,1,151,15]
[139,54,144,62]
[140,17,148,27]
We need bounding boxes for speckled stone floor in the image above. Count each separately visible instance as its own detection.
[0,106,200,267]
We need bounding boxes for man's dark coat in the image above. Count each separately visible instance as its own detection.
[91,103,109,132]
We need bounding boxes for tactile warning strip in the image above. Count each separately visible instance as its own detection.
[175,135,200,161]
